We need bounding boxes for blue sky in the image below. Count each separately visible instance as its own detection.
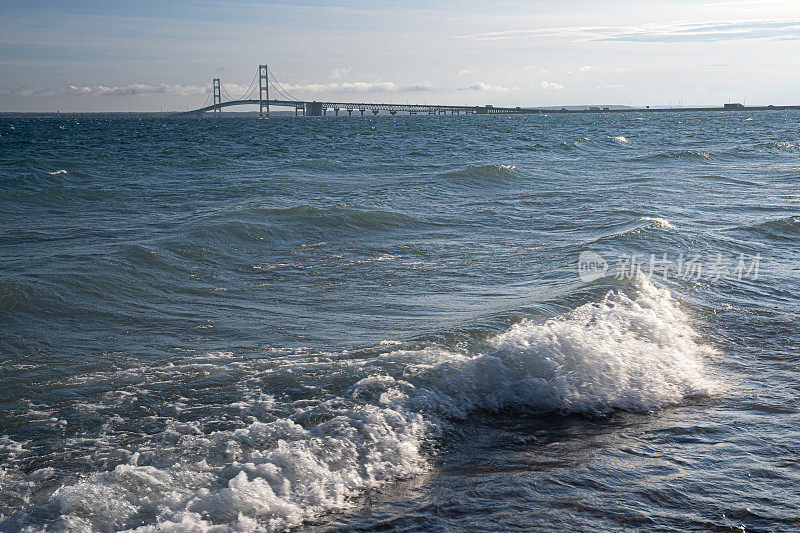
[2,0,800,111]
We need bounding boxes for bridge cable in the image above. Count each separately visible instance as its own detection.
[265,67,300,101]
[262,72,292,101]
[268,68,301,101]
[238,70,259,101]
[220,84,236,102]
[270,79,298,102]
[270,81,299,103]
[268,82,293,102]
[262,78,290,101]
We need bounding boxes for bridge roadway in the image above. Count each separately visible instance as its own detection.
[184,99,800,116]
[186,99,532,115]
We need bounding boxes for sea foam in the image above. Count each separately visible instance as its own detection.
[11,276,716,532]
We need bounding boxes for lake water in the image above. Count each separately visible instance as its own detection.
[1,111,798,531]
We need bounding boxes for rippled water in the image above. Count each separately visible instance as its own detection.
[1,112,799,532]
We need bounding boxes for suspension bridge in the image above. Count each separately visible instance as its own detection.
[183,64,800,117]
[185,64,534,116]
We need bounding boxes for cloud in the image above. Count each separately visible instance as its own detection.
[459,82,516,92]
[284,81,397,93]
[539,81,564,90]
[602,20,800,42]
[281,80,435,93]
[5,87,57,97]
[577,65,596,72]
[457,66,476,76]
[457,18,800,43]
[405,80,435,91]
[2,83,218,98]
[328,67,352,80]
[63,83,212,96]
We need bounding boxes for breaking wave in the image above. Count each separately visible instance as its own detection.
[580,216,675,245]
[2,275,717,532]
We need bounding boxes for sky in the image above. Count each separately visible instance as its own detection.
[2,0,800,111]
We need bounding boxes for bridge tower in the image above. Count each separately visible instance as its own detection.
[259,65,269,117]
[212,78,221,115]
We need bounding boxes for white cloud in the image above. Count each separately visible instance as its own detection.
[281,80,435,93]
[328,67,352,80]
[284,81,396,93]
[459,82,516,92]
[457,66,476,76]
[539,81,564,90]
[13,87,57,97]
[577,65,596,72]
[405,80,435,91]
[2,83,217,98]
[458,19,800,43]
[64,83,211,96]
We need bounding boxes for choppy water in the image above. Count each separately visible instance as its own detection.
[1,111,799,532]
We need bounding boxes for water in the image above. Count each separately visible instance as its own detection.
[1,111,798,532]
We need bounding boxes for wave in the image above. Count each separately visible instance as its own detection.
[629,150,712,161]
[579,216,675,246]
[186,205,430,243]
[635,216,674,229]
[436,164,518,185]
[739,215,800,240]
[255,205,426,230]
[760,141,797,150]
[695,174,760,186]
[2,276,717,532]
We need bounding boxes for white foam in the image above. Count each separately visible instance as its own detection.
[773,141,796,149]
[10,276,717,532]
[368,275,715,419]
[638,216,675,229]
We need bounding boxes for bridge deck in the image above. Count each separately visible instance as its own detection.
[185,99,531,115]
[182,99,800,116]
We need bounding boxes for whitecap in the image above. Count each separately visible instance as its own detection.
[638,216,675,229]
[7,276,717,532]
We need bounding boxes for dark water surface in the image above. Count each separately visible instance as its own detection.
[1,112,799,531]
